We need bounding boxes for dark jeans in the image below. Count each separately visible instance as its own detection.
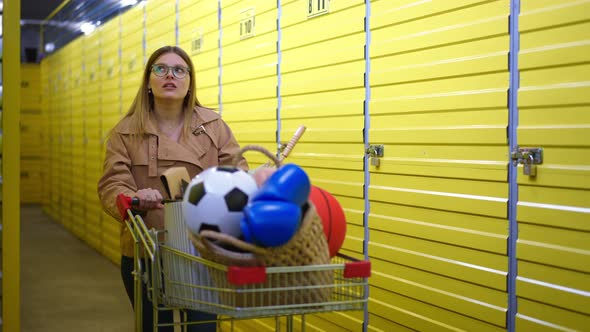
[121,256,217,332]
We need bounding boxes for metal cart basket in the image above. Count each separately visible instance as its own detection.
[118,196,370,331]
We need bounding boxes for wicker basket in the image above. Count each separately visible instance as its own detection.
[189,145,332,307]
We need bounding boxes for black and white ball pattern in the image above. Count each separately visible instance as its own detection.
[182,166,258,238]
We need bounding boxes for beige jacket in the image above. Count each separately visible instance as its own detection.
[97,106,248,257]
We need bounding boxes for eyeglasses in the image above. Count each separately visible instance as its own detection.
[151,63,190,79]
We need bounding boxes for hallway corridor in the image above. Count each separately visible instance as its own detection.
[20,205,134,331]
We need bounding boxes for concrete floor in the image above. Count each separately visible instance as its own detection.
[20,205,134,332]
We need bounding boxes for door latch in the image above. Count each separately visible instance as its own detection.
[510,147,543,177]
[366,144,384,167]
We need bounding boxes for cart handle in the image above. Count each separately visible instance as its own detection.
[117,194,140,221]
[116,194,156,260]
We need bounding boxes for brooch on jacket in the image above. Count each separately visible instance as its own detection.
[193,125,206,136]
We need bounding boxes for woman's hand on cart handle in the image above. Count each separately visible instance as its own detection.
[116,189,164,221]
[133,188,165,211]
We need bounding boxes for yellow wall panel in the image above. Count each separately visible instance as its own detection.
[179,0,217,14]
[222,76,276,102]
[146,0,175,55]
[372,258,506,326]
[147,33,176,57]
[520,0,590,31]
[20,65,41,110]
[369,285,505,332]
[220,1,278,147]
[283,34,364,73]
[516,298,590,332]
[193,66,217,91]
[120,5,144,110]
[518,221,590,273]
[371,1,507,57]
[222,99,275,121]
[368,1,510,330]
[371,201,506,254]
[282,0,364,49]
[194,86,218,109]
[190,32,218,65]
[368,313,415,332]
[282,61,364,95]
[179,0,217,74]
[518,260,590,315]
[517,1,590,329]
[222,53,275,84]
[222,16,277,64]
[146,0,175,26]
[220,0,276,47]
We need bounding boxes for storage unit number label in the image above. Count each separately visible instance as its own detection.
[308,0,330,18]
[192,27,204,55]
[240,8,255,40]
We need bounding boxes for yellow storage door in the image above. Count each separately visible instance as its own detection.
[68,38,86,240]
[121,4,145,109]
[57,44,74,232]
[276,1,367,331]
[178,0,219,108]
[99,17,123,264]
[20,64,42,204]
[221,0,278,165]
[515,1,590,330]
[41,59,51,209]
[146,0,176,56]
[47,55,61,221]
[83,32,104,252]
[369,1,510,331]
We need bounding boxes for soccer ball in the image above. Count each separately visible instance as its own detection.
[182,166,258,238]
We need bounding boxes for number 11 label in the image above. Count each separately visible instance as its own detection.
[307,0,330,18]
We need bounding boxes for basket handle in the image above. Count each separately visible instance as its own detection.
[233,145,282,168]
[196,230,268,255]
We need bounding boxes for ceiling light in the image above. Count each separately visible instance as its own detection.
[120,0,138,7]
[45,43,55,53]
[80,22,96,35]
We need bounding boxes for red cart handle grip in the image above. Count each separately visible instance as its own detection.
[116,194,140,221]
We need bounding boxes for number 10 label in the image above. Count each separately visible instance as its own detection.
[240,8,255,40]
[307,0,330,18]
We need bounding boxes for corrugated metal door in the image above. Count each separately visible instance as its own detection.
[59,44,74,233]
[369,1,510,331]
[178,0,219,107]
[41,59,51,209]
[83,32,104,252]
[20,64,43,204]
[47,54,61,221]
[515,1,590,330]
[121,4,144,109]
[68,38,86,240]
[99,17,123,264]
[280,0,367,331]
[221,0,278,164]
[145,0,176,56]
[219,0,278,329]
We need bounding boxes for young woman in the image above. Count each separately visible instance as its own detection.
[98,45,248,331]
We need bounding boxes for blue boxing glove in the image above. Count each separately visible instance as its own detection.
[240,200,302,247]
[252,164,310,206]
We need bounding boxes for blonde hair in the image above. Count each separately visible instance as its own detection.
[123,46,202,137]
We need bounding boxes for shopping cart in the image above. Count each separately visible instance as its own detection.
[116,194,371,332]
